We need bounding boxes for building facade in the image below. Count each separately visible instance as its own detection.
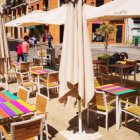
[2,0,140,45]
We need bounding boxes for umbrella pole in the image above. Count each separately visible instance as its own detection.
[78,99,82,134]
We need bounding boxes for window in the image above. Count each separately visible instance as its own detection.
[96,0,104,7]
[37,4,39,10]
[60,0,65,6]
[31,6,34,11]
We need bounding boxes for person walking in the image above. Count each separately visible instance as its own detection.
[16,41,24,62]
[22,35,29,62]
[32,35,37,47]
[48,32,53,49]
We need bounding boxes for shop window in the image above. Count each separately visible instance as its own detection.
[92,23,104,42]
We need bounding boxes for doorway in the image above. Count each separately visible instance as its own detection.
[116,25,123,43]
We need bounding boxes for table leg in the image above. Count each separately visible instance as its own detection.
[37,75,40,93]
[121,68,123,83]
[116,96,120,131]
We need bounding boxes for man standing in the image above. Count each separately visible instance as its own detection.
[48,32,53,49]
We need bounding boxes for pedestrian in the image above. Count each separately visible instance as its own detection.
[16,41,24,62]
[47,32,53,49]
[32,35,37,47]
[22,35,29,62]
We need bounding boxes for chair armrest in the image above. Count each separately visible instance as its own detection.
[107,99,116,105]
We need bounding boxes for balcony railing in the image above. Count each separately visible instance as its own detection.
[6,0,27,7]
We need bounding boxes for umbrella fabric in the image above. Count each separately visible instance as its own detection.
[87,0,140,21]
[5,4,96,27]
[4,10,46,27]
[59,0,94,107]
[106,0,140,19]
[0,13,10,77]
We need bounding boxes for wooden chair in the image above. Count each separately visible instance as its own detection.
[23,93,49,140]
[33,58,41,66]
[99,64,119,84]
[16,72,37,92]
[37,50,51,66]
[40,72,59,98]
[0,115,44,140]
[119,95,140,126]
[124,61,137,81]
[34,93,49,140]
[17,86,30,103]
[19,62,30,73]
[55,57,60,70]
[87,90,115,132]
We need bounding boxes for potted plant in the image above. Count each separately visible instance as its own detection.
[96,21,117,62]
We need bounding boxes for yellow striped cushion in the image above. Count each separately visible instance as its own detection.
[41,81,58,87]
[97,105,114,112]
[23,82,36,87]
[125,106,140,116]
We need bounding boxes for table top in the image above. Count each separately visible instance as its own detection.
[30,69,57,75]
[0,91,35,120]
[96,83,140,96]
[92,60,107,65]
[109,63,134,69]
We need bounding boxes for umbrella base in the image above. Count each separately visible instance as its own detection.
[59,126,102,140]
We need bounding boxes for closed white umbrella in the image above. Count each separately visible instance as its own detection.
[59,0,94,133]
[0,11,11,89]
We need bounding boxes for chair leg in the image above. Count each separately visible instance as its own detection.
[45,120,49,140]
[47,88,50,99]
[125,113,128,126]
[105,114,108,132]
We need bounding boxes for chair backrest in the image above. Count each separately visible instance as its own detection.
[94,76,102,88]
[33,58,41,66]
[30,66,43,71]
[20,62,30,72]
[35,93,49,114]
[16,72,23,84]
[17,86,30,102]
[11,116,44,140]
[99,65,110,84]
[38,50,47,57]
[93,90,108,111]
[47,72,59,83]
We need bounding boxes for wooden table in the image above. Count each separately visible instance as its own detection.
[30,69,57,93]
[0,90,35,123]
[96,83,140,131]
[109,63,135,83]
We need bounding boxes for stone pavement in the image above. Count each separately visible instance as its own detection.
[7,43,140,140]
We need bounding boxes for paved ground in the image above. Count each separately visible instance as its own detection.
[6,43,140,140]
